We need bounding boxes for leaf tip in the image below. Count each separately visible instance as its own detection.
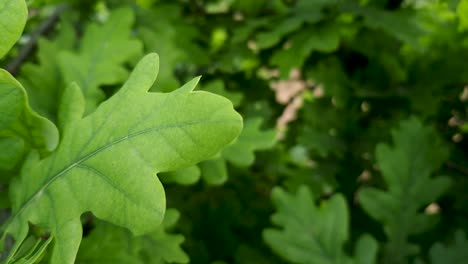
[179,76,202,93]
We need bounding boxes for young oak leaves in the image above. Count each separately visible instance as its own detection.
[0,53,243,263]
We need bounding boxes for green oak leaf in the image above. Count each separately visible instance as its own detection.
[359,118,451,264]
[263,185,378,264]
[0,69,59,154]
[1,53,242,264]
[58,7,143,112]
[0,0,27,59]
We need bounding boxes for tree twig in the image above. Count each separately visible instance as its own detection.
[446,161,468,177]
[5,4,68,75]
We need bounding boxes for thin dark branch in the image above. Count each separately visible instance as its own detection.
[5,4,68,75]
[446,161,468,177]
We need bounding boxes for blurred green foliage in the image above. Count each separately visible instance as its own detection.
[1,0,468,263]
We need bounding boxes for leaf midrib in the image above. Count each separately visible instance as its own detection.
[5,119,237,231]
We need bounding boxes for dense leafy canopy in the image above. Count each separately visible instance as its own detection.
[0,0,467,263]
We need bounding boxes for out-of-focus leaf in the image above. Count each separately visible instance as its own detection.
[0,69,59,154]
[264,185,378,264]
[19,20,76,121]
[138,5,208,92]
[160,165,201,185]
[233,244,275,264]
[263,186,350,263]
[58,7,143,112]
[76,221,144,264]
[271,24,340,77]
[359,118,451,263]
[199,158,228,185]
[0,137,24,176]
[457,0,468,32]
[254,0,328,50]
[0,0,27,59]
[77,209,188,264]
[222,118,276,167]
[354,234,378,264]
[298,98,348,158]
[338,2,422,47]
[140,209,189,264]
[256,17,312,50]
[202,80,243,107]
[231,0,269,15]
[429,230,468,264]
[165,118,274,186]
[199,117,275,185]
[136,0,157,8]
[205,0,235,13]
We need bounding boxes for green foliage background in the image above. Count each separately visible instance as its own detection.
[1,0,468,263]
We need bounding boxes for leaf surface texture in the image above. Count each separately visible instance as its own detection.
[1,53,242,263]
